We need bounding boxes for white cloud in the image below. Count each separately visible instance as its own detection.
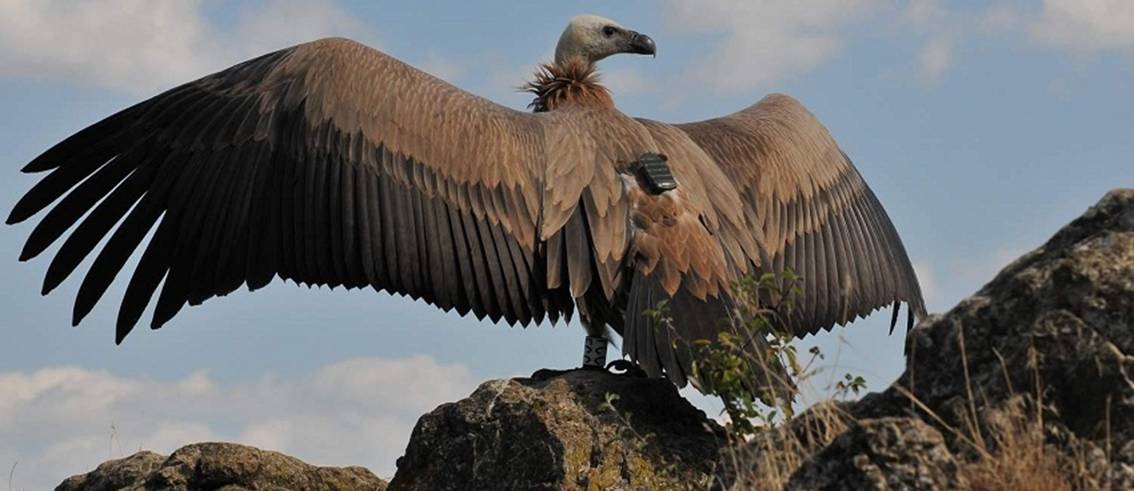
[0,356,476,490]
[229,0,369,57]
[904,0,948,26]
[918,36,953,82]
[661,0,883,92]
[1026,0,1134,54]
[0,0,372,96]
[979,1,1134,57]
[901,0,1134,83]
[900,0,959,84]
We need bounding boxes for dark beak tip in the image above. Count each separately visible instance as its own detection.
[630,33,656,57]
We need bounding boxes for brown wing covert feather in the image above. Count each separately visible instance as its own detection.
[675,93,927,337]
[6,38,595,342]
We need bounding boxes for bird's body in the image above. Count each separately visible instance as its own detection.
[7,15,925,389]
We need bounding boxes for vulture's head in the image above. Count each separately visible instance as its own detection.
[555,14,656,66]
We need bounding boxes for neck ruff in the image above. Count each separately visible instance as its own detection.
[524,59,613,112]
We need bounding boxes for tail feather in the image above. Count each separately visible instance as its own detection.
[621,270,792,398]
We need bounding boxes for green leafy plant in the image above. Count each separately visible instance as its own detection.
[632,270,886,490]
[649,269,859,440]
[833,373,868,399]
[711,271,795,436]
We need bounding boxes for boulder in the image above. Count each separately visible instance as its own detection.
[786,417,963,491]
[56,451,166,491]
[387,369,725,491]
[386,189,1134,490]
[60,189,1134,490]
[888,188,1134,439]
[56,442,386,491]
[821,188,1134,489]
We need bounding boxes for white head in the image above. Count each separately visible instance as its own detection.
[554,14,656,65]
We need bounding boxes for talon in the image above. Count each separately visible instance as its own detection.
[605,359,648,378]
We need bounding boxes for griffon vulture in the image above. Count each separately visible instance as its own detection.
[7,14,926,388]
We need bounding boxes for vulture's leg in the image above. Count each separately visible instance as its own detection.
[530,308,611,381]
[531,314,606,381]
[531,296,646,380]
[581,316,608,369]
[583,308,646,377]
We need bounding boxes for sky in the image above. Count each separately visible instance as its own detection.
[0,0,1132,488]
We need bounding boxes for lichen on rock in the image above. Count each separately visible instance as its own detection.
[387,369,725,491]
[59,189,1134,491]
[56,442,386,491]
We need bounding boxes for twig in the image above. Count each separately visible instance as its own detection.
[890,383,993,460]
[958,325,987,450]
[992,348,1015,395]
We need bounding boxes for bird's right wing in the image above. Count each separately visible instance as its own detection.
[675,94,927,337]
[8,38,616,342]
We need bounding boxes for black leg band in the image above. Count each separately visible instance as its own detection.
[583,336,608,368]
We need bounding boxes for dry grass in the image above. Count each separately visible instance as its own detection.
[957,402,1077,491]
[648,273,1118,490]
[706,323,1111,490]
[717,402,849,491]
[713,391,1107,491]
[948,332,1107,491]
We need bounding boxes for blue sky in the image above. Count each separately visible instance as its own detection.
[1,1,1132,488]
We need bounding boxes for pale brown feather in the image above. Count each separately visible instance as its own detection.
[9,36,925,393]
[674,93,927,336]
[8,38,575,341]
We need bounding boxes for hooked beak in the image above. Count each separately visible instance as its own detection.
[627,31,656,57]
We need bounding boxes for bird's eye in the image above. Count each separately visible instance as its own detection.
[602,26,617,37]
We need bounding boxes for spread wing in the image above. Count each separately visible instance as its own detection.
[7,38,601,342]
[676,93,927,337]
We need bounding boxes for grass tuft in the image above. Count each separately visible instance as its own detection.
[627,271,1120,490]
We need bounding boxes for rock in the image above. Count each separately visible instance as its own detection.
[384,189,1133,490]
[58,190,1134,490]
[56,451,166,491]
[56,442,386,491]
[387,369,725,491]
[886,189,1133,441]
[725,189,1134,490]
[786,418,964,491]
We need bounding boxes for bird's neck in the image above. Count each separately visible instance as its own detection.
[524,58,613,113]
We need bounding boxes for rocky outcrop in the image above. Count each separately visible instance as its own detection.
[388,189,1134,490]
[60,189,1133,490]
[56,442,386,491]
[785,188,1134,490]
[56,451,167,491]
[387,369,725,490]
[787,417,963,491]
[886,188,1134,433]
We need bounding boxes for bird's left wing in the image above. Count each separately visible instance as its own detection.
[7,38,578,342]
[675,94,927,336]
